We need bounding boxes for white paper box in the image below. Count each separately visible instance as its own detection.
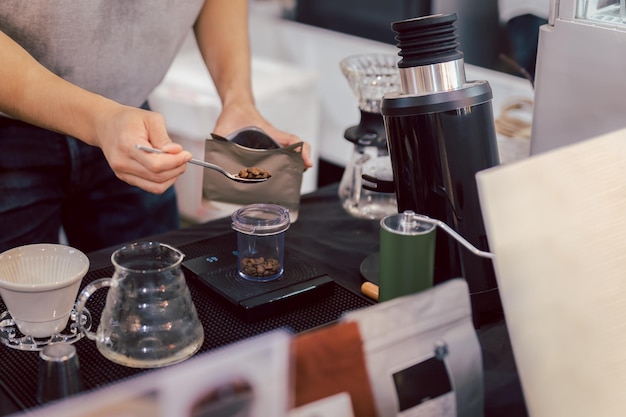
[15,330,293,417]
[247,14,534,169]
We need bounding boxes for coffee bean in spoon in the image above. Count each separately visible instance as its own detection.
[238,167,272,179]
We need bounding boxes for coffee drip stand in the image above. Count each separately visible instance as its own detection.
[0,309,90,351]
[337,54,400,220]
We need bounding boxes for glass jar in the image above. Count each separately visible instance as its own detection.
[231,204,290,282]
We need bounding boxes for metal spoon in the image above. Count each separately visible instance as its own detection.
[135,145,268,184]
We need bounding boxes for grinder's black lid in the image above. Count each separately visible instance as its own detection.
[392,13,463,68]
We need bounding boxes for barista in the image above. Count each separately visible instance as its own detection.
[0,1,312,253]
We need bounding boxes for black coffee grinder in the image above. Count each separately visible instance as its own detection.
[381,14,501,324]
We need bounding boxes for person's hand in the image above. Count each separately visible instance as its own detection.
[92,104,192,194]
[213,102,313,169]
[0,29,189,194]
[257,123,313,170]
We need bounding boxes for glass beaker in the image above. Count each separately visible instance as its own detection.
[338,132,397,220]
[75,242,204,368]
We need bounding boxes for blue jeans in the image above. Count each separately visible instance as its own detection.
[0,117,180,253]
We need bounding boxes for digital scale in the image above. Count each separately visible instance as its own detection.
[183,232,335,321]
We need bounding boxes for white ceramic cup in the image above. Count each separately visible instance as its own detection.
[0,244,89,338]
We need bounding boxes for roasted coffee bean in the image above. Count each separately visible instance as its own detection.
[238,167,272,179]
[241,257,281,277]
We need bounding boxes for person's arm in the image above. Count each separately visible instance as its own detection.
[193,0,312,168]
[0,30,191,194]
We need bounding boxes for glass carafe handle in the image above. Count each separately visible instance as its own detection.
[75,278,111,341]
[361,173,395,193]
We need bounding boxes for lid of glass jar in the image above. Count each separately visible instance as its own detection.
[231,204,290,236]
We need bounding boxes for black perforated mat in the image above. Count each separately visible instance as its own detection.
[0,236,373,412]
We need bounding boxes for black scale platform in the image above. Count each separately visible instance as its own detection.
[0,235,374,411]
[183,232,335,320]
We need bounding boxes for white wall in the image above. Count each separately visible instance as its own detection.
[247,13,534,168]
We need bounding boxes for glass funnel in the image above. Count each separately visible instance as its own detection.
[340,53,401,113]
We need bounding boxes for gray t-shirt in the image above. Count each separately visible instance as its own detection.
[0,0,205,107]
